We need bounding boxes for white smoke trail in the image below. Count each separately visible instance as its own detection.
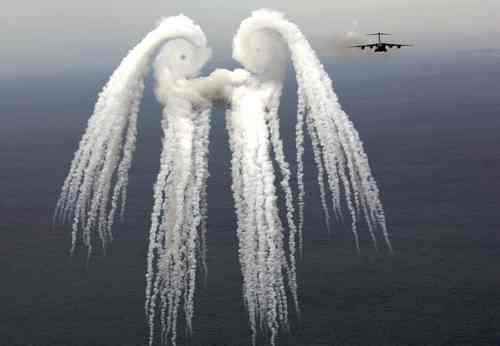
[55,15,216,346]
[144,63,248,346]
[227,79,296,346]
[143,36,240,346]
[305,108,332,233]
[145,99,211,346]
[146,59,247,345]
[235,9,392,250]
[232,8,392,343]
[265,85,300,315]
[295,83,306,254]
[56,9,391,346]
[55,15,210,258]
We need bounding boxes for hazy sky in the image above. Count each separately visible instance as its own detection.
[3,0,500,78]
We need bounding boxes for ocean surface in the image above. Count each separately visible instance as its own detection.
[1,52,500,345]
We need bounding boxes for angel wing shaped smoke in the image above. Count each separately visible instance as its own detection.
[231,9,393,345]
[54,15,213,346]
[55,9,392,346]
[55,15,210,257]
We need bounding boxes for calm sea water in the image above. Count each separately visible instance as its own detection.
[1,53,500,345]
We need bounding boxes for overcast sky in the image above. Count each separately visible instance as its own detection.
[3,0,500,78]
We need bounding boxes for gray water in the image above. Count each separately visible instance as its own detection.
[1,52,500,345]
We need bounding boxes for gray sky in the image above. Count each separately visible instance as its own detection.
[3,0,500,78]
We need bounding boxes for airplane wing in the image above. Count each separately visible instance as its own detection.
[349,43,377,49]
[385,43,412,48]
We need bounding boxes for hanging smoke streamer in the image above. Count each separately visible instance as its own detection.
[56,9,391,346]
[54,15,213,346]
[54,15,210,257]
[146,60,246,345]
[145,101,211,346]
[227,80,296,346]
[145,34,214,346]
[232,9,393,344]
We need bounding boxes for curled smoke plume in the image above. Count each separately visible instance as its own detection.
[55,9,391,346]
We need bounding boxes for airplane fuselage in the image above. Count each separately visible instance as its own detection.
[374,44,388,52]
[350,32,409,53]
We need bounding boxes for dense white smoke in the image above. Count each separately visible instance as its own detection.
[226,79,299,346]
[146,47,246,346]
[146,65,248,345]
[145,36,213,346]
[54,15,210,257]
[232,9,392,344]
[54,15,216,346]
[56,9,391,346]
